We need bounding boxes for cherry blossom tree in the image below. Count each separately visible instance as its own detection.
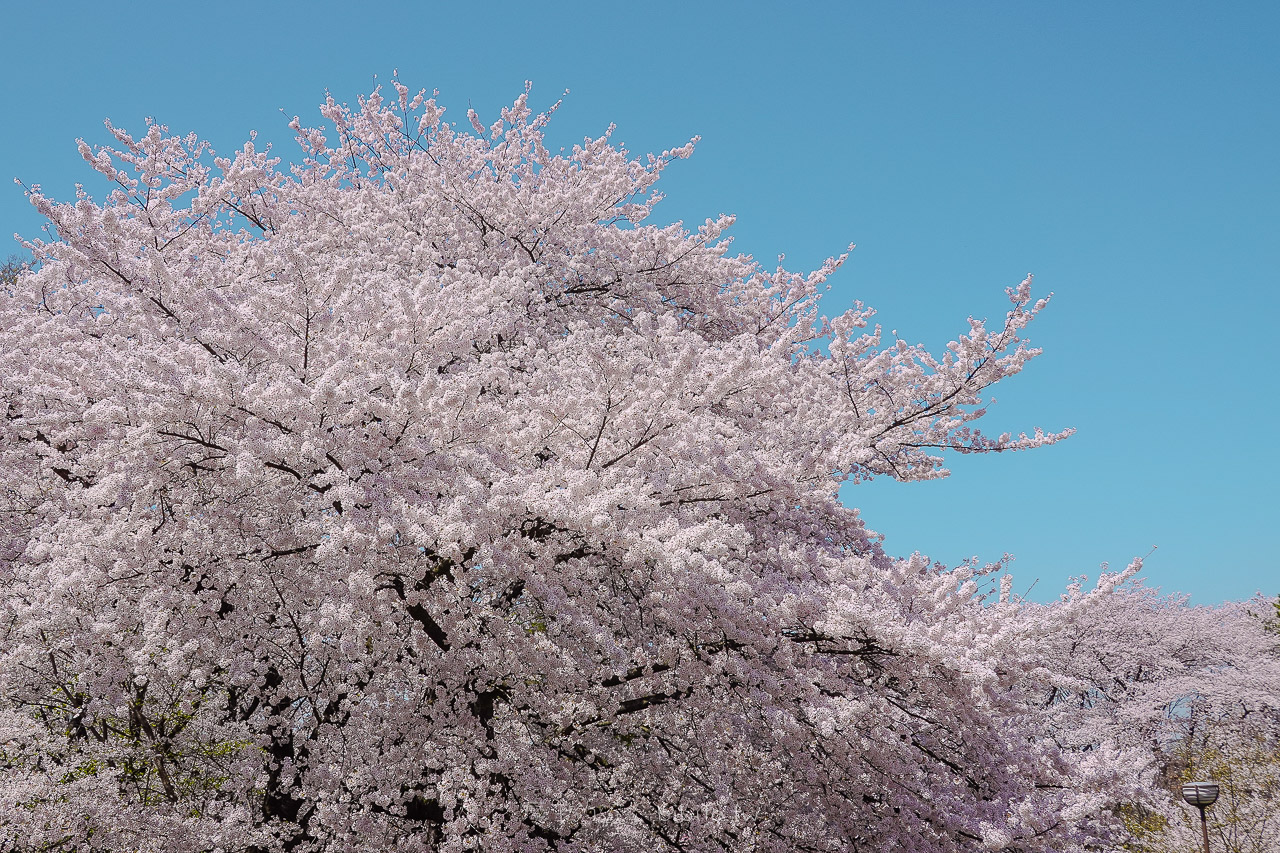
[1022,584,1280,853]
[1153,717,1280,853]
[1,81,1246,853]
[1140,597,1280,853]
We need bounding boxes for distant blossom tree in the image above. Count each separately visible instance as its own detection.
[2,81,1271,853]
[1020,584,1280,852]
[1124,594,1280,853]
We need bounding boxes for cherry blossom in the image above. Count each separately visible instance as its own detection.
[2,81,1273,853]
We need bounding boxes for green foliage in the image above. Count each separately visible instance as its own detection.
[1,255,27,287]
[11,677,257,813]
[1117,802,1171,853]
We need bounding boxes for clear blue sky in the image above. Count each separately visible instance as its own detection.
[3,1,1275,604]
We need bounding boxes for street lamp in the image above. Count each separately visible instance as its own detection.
[1181,780,1219,853]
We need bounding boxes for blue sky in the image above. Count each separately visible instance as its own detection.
[3,2,1275,604]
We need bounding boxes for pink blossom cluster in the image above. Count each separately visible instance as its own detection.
[1,82,1276,852]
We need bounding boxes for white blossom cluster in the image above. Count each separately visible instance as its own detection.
[1,82,1276,853]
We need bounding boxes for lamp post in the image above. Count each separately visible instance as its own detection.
[1181,780,1219,853]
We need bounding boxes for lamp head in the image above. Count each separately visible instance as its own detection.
[1181,781,1219,807]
